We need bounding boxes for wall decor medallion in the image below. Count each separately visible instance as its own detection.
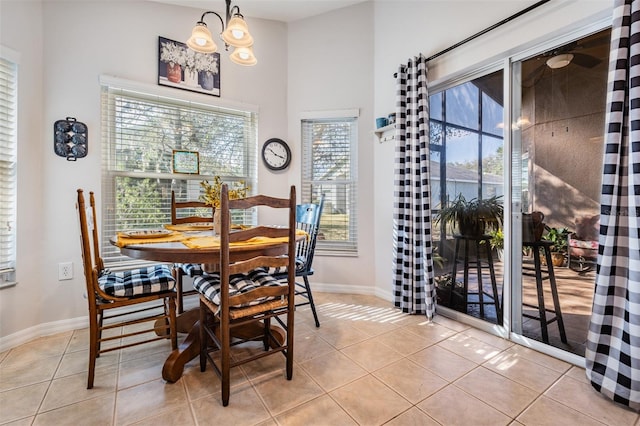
[172,150,200,174]
[53,117,88,161]
[158,36,220,97]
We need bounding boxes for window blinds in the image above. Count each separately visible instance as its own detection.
[0,57,17,278]
[301,117,358,253]
[101,82,258,263]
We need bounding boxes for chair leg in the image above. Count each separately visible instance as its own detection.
[174,266,185,314]
[96,311,104,357]
[302,276,320,327]
[87,312,98,389]
[199,299,207,372]
[263,318,271,351]
[168,296,178,350]
[221,318,231,407]
[286,307,294,380]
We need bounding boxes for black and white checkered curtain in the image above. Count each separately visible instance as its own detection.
[585,0,640,410]
[392,54,436,318]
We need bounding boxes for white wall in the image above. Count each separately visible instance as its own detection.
[287,2,376,295]
[0,0,45,343]
[0,0,289,345]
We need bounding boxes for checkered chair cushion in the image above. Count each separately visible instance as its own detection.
[193,267,285,307]
[97,265,176,297]
[269,256,306,276]
[178,262,204,277]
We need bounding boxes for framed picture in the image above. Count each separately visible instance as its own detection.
[172,150,200,174]
[158,36,220,96]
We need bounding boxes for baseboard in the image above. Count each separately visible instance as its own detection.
[312,282,374,296]
[0,316,88,353]
[311,282,393,302]
[1,284,389,353]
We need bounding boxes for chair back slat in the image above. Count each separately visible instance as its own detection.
[228,285,289,307]
[228,256,289,275]
[171,190,213,225]
[228,225,290,243]
[218,184,296,314]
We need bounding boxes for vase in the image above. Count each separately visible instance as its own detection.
[184,67,198,87]
[213,209,222,235]
[167,62,182,83]
[200,71,214,91]
[213,209,232,235]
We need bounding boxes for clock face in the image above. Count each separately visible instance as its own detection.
[262,138,291,171]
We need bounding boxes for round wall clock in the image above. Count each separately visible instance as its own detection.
[262,138,291,171]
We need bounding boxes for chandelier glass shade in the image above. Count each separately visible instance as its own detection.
[186,0,257,66]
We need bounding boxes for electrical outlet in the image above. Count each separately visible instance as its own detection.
[58,262,73,281]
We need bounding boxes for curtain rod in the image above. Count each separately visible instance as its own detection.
[394,0,551,77]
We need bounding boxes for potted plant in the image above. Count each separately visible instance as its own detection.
[435,194,504,237]
[488,228,504,261]
[543,226,570,267]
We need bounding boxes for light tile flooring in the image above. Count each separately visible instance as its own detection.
[1,292,638,425]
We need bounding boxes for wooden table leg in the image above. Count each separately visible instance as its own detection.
[163,320,201,383]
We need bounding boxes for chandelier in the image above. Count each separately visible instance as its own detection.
[186,0,257,66]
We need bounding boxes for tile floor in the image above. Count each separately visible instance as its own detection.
[1,292,638,426]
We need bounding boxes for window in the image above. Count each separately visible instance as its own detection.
[0,50,17,286]
[430,70,505,215]
[101,78,257,264]
[301,110,358,253]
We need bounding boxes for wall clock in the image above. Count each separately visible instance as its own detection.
[261,138,291,171]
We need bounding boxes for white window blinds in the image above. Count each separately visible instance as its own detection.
[101,81,258,264]
[0,54,17,282]
[301,114,358,253]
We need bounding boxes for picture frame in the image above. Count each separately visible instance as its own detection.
[158,36,220,97]
[172,150,200,174]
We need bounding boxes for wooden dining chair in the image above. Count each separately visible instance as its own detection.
[171,190,213,313]
[76,189,178,389]
[272,195,325,327]
[193,184,296,406]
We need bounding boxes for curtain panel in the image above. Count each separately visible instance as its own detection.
[585,0,640,409]
[392,54,436,318]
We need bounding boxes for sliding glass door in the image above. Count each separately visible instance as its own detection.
[510,28,609,355]
[432,26,611,358]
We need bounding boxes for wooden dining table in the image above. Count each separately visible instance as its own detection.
[111,229,302,382]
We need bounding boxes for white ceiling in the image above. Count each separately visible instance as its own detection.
[150,0,368,23]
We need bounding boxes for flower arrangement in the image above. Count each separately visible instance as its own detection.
[160,40,185,66]
[199,176,249,208]
[195,52,219,74]
[182,48,197,71]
